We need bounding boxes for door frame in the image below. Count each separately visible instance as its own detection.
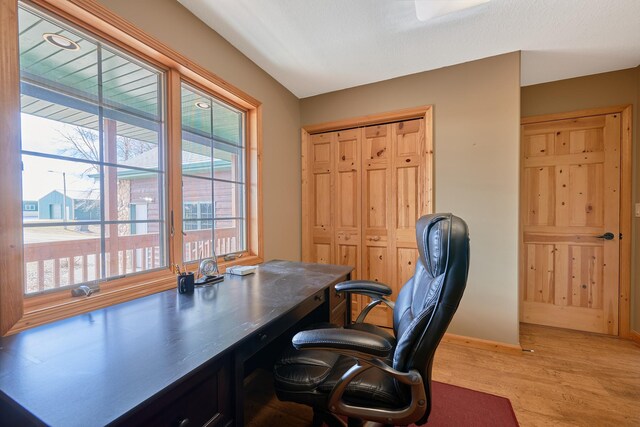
[520,104,633,337]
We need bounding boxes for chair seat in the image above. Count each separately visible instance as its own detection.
[347,322,396,348]
[274,341,407,410]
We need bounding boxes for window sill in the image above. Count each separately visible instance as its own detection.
[6,255,263,336]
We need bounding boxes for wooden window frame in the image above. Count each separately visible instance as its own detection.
[0,0,263,335]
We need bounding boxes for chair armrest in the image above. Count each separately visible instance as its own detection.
[292,328,392,359]
[335,280,392,297]
[335,280,395,323]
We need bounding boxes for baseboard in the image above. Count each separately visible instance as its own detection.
[442,333,523,355]
[630,330,640,347]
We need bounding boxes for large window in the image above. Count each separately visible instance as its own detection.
[19,4,166,295]
[1,0,261,334]
[181,83,246,262]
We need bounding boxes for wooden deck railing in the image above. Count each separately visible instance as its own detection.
[23,228,239,294]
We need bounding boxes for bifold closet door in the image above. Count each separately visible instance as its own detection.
[361,119,426,327]
[362,124,394,326]
[333,130,363,319]
[308,132,334,264]
[302,116,428,329]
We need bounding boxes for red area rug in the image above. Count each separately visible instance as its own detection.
[412,381,519,426]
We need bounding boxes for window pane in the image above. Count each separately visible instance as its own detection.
[102,47,160,120]
[181,81,246,262]
[23,225,102,295]
[211,99,243,146]
[182,138,213,178]
[18,4,166,295]
[22,155,101,223]
[20,109,100,160]
[214,146,244,183]
[18,7,99,102]
[214,181,245,220]
[214,220,244,256]
[183,229,213,263]
[116,222,163,274]
[182,176,212,242]
[110,120,161,167]
[102,166,162,222]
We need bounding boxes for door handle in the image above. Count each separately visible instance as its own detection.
[595,232,615,240]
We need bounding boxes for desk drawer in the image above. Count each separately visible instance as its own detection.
[330,300,347,326]
[330,284,345,308]
[239,289,326,359]
[129,357,231,427]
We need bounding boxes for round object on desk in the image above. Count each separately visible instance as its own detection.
[199,258,218,277]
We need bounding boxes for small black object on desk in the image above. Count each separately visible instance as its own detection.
[195,274,224,286]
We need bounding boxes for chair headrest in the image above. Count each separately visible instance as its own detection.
[416,214,453,278]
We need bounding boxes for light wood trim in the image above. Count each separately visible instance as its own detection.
[630,330,640,346]
[7,254,264,335]
[249,106,264,259]
[520,105,632,337]
[442,332,523,355]
[618,105,632,337]
[14,272,174,334]
[521,105,631,125]
[2,0,264,335]
[303,105,432,134]
[167,69,183,267]
[424,108,434,211]
[301,129,311,261]
[0,0,25,336]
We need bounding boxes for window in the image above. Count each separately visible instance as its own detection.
[1,0,261,335]
[19,4,166,295]
[181,83,246,262]
[183,202,212,231]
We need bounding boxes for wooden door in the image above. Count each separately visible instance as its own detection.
[308,132,334,264]
[362,124,394,326]
[361,119,426,327]
[392,119,427,308]
[520,113,621,335]
[333,129,363,319]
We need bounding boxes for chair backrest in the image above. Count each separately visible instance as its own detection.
[391,214,470,421]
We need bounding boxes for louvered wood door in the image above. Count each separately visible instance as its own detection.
[521,113,621,335]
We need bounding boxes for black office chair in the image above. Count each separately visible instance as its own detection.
[274,213,470,426]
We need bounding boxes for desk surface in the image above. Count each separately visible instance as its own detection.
[0,260,351,426]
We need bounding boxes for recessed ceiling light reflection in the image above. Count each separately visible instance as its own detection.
[42,33,81,51]
[195,101,211,110]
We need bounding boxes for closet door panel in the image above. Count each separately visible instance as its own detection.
[310,133,334,264]
[391,119,425,303]
[362,125,393,327]
[334,130,362,317]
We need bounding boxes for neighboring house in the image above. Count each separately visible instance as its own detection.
[37,190,99,221]
[117,147,235,234]
[22,200,38,219]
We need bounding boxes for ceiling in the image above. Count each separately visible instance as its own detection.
[177,0,640,99]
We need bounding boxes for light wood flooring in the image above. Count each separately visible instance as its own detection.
[244,323,640,426]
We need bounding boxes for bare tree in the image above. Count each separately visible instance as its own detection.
[56,125,156,234]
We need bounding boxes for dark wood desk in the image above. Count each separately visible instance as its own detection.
[0,260,352,427]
